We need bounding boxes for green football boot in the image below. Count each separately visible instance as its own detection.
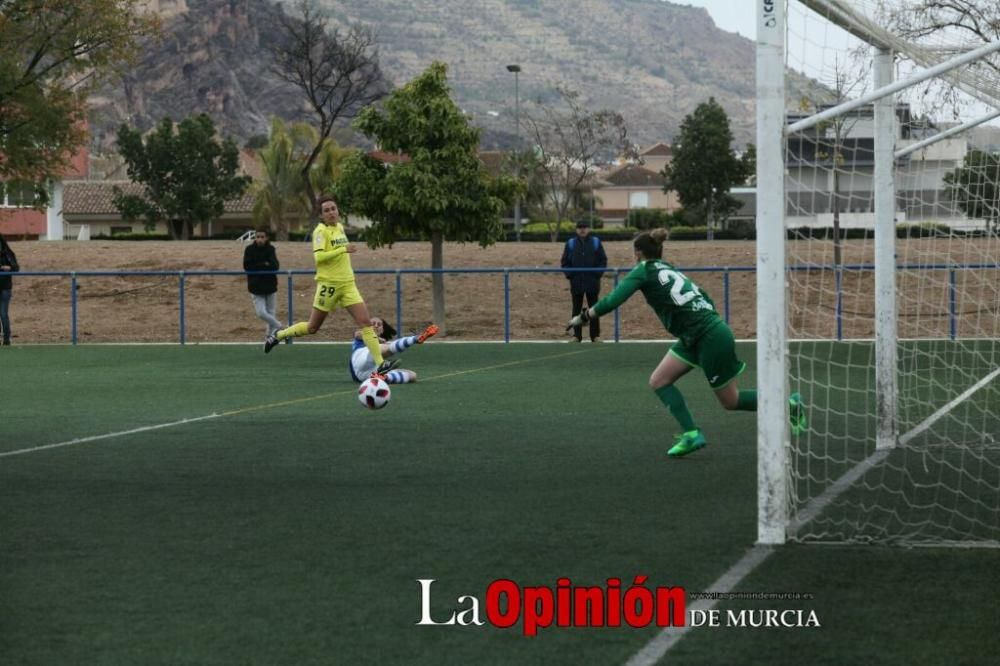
[667,429,707,457]
[789,392,808,436]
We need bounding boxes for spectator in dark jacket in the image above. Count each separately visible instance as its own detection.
[560,220,608,342]
[243,228,282,338]
[0,233,19,345]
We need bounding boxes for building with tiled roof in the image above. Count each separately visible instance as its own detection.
[593,163,679,224]
[638,142,673,174]
[61,181,257,238]
[1,140,88,240]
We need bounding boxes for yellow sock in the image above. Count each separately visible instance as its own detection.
[276,321,310,341]
[360,325,384,365]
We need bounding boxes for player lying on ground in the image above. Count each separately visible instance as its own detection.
[263,195,393,376]
[349,317,439,384]
[567,227,806,457]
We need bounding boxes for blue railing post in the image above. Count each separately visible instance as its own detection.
[285,271,294,344]
[25,262,1000,345]
[949,268,957,340]
[178,272,186,345]
[835,267,843,342]
[503,269,511,343]
[613,270,621,343]
[286,271,294,327]
[71,273,78,345]
[723,269,731,324]
[395,270,403,336]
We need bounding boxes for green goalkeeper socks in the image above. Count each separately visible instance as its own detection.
[736,390,758,412]
[654,384,697,432]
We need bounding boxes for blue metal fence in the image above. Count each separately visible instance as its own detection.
[9,262,998,344]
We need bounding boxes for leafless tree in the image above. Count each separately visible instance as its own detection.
[800,58,869,266]
[890,2,1000,53]
[521,87,633,241]
[269,0,389,214]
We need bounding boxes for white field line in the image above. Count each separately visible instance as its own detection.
[627,364,1000,665]
[624,546,775,666]
[0,349,588,458]
[898,365,1000,446]
[0,415,222,458]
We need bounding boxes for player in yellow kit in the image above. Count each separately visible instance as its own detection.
[263,195,394,376]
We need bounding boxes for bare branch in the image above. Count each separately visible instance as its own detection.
[268,0,388,210]
[521,87,630,238]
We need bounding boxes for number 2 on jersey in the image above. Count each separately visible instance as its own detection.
[657,268,702,306]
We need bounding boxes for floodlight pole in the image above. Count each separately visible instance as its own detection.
[507,64,522,242]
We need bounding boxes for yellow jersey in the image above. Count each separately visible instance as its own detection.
[312,221,354,284]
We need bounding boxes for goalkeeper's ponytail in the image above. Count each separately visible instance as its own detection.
[633,227,670,259]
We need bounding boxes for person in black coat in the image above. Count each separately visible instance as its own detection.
[0,233,19,345]
[243,228,282,337]
[560,220,608,342]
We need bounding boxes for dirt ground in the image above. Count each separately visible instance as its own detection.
[3,237,995,344]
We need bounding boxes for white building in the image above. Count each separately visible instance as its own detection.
[784,104,971,229]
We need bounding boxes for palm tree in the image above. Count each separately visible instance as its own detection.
[252,118,309,240]
[252,119,355,239]
[306,132,353,218]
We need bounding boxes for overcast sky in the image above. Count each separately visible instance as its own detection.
[676,1,757,39]
[674,1,997,125]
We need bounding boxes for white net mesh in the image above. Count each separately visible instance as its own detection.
[782,0,1000,545]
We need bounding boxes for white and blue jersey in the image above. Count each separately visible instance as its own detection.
[349,337,376,382]
[349,334,420,383]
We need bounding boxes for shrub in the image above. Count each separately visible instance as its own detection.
[520,220,576,234]
[896,222,953,238]
[626,208,682,230]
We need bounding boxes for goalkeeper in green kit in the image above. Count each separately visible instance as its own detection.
[567,228,806,457]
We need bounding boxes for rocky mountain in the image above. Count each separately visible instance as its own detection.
[90,0,764,154]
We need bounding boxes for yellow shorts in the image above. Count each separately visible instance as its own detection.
[312,280,364,312]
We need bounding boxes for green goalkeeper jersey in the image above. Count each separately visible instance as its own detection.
[592,259,722,346]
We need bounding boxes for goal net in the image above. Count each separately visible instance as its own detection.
[758,0,1000,546]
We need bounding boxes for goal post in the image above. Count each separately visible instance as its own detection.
[756,0,1000,547]
[873,47,897,452]
[755,0,789,545]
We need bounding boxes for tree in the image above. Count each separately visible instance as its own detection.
[114,115,251,240]
[891,3,1000,65]
[301,125,353,217]
[0,0,157,201]
[888,2,999,119]
[662,98,750,232]
[252,118,308,240]
[336,62,518,333]
[944,149,1000,234]
[521,87,632,241]
[269,0,389,216]
[799,59,867,266]
[252,118,353,240]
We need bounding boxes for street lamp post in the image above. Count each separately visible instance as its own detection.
[507,64,522,241]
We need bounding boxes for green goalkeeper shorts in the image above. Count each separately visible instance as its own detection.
[669,321,746,390]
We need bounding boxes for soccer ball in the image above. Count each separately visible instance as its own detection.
[358,376,391,410]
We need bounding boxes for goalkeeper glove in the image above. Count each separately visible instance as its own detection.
[566,308,593,332]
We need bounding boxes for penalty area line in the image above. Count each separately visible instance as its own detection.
[624,545,775,666]
[0,348,589,458]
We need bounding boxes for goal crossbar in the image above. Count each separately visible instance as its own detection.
[786,39,1000,136]
[800,0,1000,111]
[895,109,1000,159]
